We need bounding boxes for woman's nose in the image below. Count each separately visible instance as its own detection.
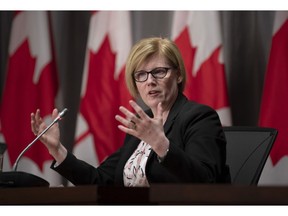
[146,73,156,83]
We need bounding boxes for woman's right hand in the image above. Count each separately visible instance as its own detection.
[31,108,67,163]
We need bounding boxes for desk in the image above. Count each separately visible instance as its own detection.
[1,184,288,205]
[0,185,97,205]
[150,184,288,205]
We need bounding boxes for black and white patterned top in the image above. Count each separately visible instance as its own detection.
[123,141,152,187]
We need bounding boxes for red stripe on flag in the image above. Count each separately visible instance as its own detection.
[259,18,288,166]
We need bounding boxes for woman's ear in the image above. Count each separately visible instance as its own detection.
[177,76,183,84]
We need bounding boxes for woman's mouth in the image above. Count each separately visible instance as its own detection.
[148,90,160,96]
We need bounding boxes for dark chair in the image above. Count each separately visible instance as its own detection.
[223,126,277,185]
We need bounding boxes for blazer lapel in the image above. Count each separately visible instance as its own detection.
[163,93,187,134]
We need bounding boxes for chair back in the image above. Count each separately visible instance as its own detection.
[223,126,277,185]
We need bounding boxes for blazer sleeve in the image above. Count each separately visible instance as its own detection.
[51,148,121,186]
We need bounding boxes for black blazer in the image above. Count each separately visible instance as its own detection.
[52,93,231,185]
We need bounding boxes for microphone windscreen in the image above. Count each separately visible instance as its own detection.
[59,108,68,118]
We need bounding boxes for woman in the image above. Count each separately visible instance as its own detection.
[31,37,230,186]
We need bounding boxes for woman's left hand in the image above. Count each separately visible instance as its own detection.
[115,100,169,156]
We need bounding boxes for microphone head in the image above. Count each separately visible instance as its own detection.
[59,108,68,118]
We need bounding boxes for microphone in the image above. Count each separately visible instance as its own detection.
[12,108,68,171]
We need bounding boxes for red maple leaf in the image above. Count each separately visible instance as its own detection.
[78,36,132,163]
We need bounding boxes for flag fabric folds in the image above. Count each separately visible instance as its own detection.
[258,12,288,185]
[73,11,132,168]
[171,11,231,126]
[0,11,61,186]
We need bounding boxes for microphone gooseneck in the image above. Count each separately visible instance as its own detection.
[12,108,68,171]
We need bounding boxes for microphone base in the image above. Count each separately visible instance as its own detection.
[0,171,50,188]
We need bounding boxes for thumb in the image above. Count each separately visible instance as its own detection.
[155,102,163,120]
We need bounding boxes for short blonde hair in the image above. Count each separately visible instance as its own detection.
[125,37,186,98]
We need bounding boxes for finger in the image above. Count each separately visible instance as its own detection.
[129,120,137,130]
[128,100,147,120]
[35,109,40,120]
[36,109,43,125]
[31,112,36,123]
[31,112,38,135]
[155,102,163,119]
[32,109,43,135]
[117,124,137,134]
[52,108,58,119]
[119,105,141,124]
[115,114,130,127]
[115,114,137,130]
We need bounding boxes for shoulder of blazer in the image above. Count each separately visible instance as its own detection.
[164,93,217,132]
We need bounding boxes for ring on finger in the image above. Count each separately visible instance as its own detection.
[130,120,137,130]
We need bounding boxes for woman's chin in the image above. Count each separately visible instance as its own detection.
[145,100,162,109]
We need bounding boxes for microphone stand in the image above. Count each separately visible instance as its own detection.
[0,108,68,188]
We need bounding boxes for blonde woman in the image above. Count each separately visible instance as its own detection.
[31,37,230,186]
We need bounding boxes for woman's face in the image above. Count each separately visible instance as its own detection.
[135,54,182,112]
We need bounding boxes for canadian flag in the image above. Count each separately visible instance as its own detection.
[73,11,132,168]
[171,11,231,126]
[0,11,61,186]
[258,12,288,185]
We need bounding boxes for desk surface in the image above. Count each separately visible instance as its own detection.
[1,184,288,205]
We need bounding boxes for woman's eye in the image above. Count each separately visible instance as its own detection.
[154,69,165,75]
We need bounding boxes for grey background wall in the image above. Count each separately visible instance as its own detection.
[0,11,276,152]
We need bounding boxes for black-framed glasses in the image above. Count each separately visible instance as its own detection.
[133,67,173,82]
